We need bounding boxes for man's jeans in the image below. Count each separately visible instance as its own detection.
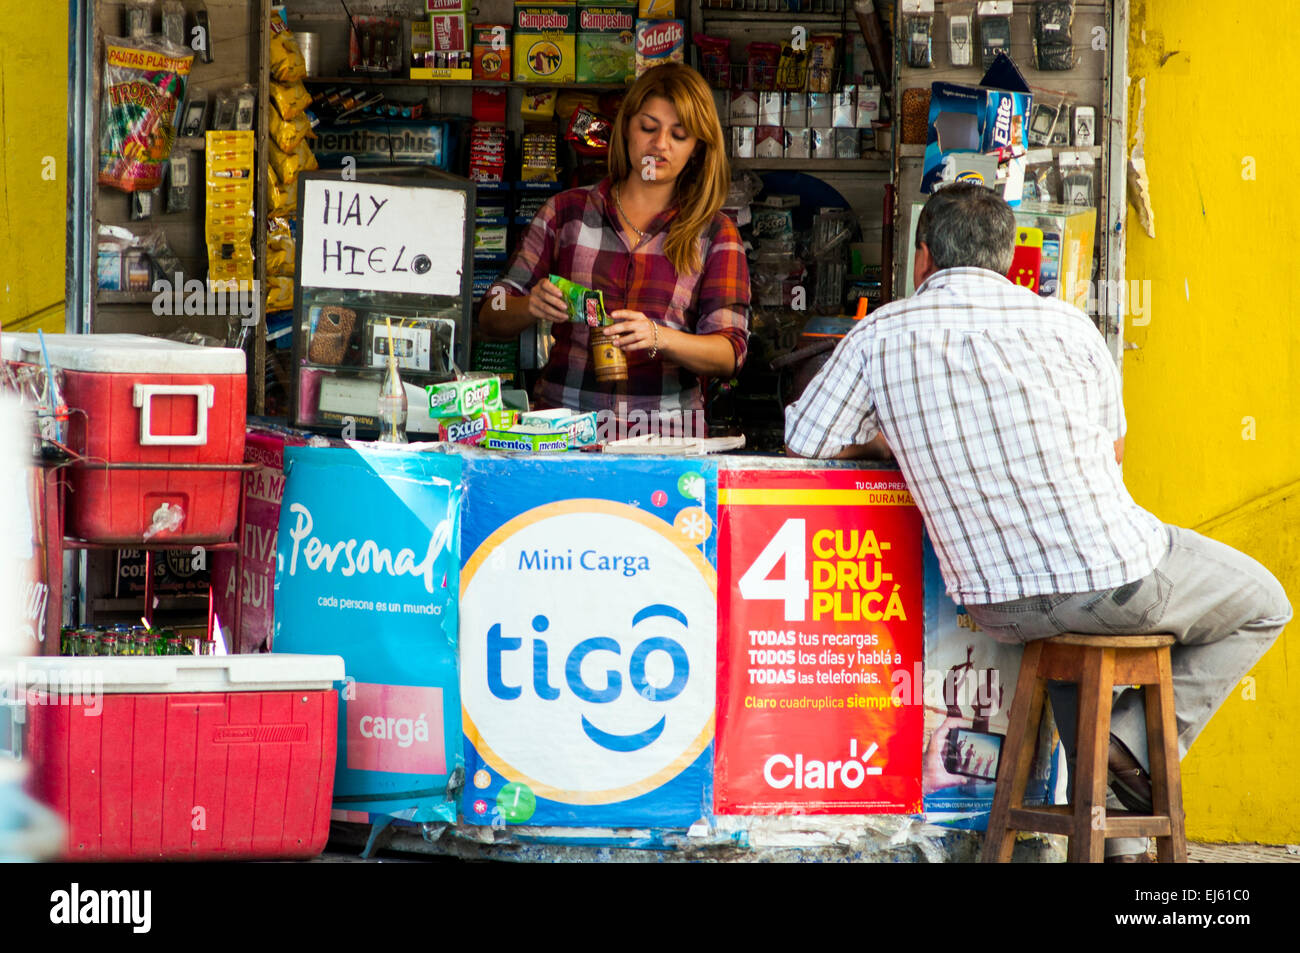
[964,524,1292,856]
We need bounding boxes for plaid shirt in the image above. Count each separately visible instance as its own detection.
[492,177,750,415]
[785,267,1168,605]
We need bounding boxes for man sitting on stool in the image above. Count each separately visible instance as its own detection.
[784,183,1292,861]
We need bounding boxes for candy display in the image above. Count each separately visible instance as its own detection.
[98,35,194,193]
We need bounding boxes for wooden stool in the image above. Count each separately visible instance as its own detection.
[981,634,1188,863]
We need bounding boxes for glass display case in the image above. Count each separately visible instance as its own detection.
[290,167,475,435]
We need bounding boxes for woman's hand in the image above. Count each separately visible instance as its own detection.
[528,278,571,324]
[604,309,659,354]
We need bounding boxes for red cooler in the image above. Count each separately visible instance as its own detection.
[2,333,246,543]
[19,653,343,861]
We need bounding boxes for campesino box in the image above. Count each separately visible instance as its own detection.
[514,6,577,84]
[577,5,635,84]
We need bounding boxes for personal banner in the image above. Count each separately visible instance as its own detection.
[715,468,924,814]
[273,446,464,824]
[459,455,718,828]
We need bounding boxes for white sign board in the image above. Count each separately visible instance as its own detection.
[299,178,466,297]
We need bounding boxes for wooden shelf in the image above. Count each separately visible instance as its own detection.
[303,75,631,91]
[96,290,156,304]
[732,156,891,172]
[898,143,1103,158]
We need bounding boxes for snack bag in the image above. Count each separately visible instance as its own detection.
[270,80,312,121]
[269,107,312,153]
[269,24,308,82]
[267,276,295,311]
[549,275,608,326]
[99,36,195,192]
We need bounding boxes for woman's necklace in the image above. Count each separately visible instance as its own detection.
[613,185,647,241]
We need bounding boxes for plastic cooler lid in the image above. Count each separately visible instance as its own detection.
[13,654,344,694]
[1,333,245,375]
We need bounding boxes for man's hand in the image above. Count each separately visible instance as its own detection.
[1114,436,1125,464]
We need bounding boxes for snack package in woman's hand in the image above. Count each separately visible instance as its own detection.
[549,275,608,326]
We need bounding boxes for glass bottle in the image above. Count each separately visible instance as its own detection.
[376,358,408,444]
[60,627,77,657]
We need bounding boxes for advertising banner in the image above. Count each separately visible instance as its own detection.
[213,429,311,654]
[273,446,464,823]
[921,533,1057,826]
[459,455,717,828]
[715,468,924,814]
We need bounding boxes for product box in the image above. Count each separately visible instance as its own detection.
[634,19,684,75]
[437,408,520,445]
[514,6,578,83]
[1,333,246,544]
[473,25,512,80]
[576,5,636,83]
[730,90,758,124]
[431,12,468,50]
[518,407,599,447]
[481,426,570,452]
[637,0,673,15]
[755,126,783,158]
[312,121,450,169]
[921,56,1032,202]
[427,374,504,418]
[22,654,344,860]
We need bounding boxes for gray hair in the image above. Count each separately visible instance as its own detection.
[915,183,1016,274]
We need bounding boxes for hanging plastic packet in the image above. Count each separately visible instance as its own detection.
[1022,148,1057,204]
[746,42,781,92]
[125,0,153,37]
[564,106,613,156]
[98,35,194,192]
[180,87,207,137]
[161,0,185,46]
[976,1,1013,70]
[1034,0,1076,71]
[166,148,191,213]
[269,106,312,153]
[234,85,257,130]
[1058,151,1096,207]
[268,137,318,188]
[902,0,936,69]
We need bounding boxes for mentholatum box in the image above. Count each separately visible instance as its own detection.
[514,6,577,83]
[635,19,683,75]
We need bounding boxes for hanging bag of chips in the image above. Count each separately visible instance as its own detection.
[99,35,195,192]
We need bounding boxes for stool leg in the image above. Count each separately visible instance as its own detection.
[1145,647,1188,862]
[1069,646,1114,863]
[982,640,1047,863]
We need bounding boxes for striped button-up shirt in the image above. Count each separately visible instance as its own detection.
[784,267,1168,605]
[492,177,750,416]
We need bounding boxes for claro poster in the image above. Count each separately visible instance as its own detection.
[459,456,718,828]
[715,468,924,814]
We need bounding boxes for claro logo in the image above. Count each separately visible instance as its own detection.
[461,500,716,803]
[764,739,883,790]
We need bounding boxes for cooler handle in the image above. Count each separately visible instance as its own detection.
[133,384,215,446]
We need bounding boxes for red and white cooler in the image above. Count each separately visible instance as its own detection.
[1,333,246,543]
[18,653,344,861]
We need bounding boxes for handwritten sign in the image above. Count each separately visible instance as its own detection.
[299,178,466,297]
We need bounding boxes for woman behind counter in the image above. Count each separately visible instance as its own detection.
[479,63,751,423]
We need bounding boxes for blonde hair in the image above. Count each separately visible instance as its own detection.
[608,63,730,275]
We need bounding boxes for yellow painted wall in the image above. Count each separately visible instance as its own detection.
[0,3,70,332]
[1127,2,1298,842]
